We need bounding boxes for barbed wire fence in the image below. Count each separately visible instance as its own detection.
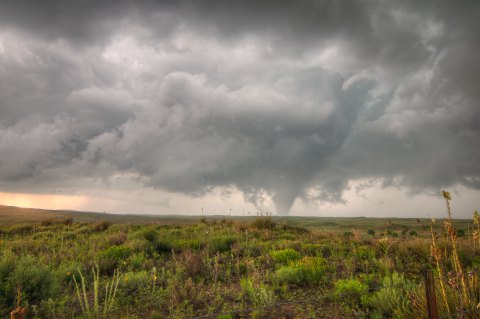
[192,270,480,319]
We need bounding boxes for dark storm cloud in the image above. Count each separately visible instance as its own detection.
[0,0,479,214]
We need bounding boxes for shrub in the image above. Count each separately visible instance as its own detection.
[182,250,205,278]
[210,235,236,253]
[136,228,159,243]
[62,231,76,240]
[155,239,174,253]
[334,278,369,306]
[251,217,276,230]
[367,229,376,237]
[57,262,83,285]
[98,246,132,273]
[343,231,353,239]
[8,224,34,235]
[3,256,56,307]
[40,217,73,226]
[119,271,151,293]
[75,226,92,235]
[282,224,309,234]
[0,252,17,308]
[127,253,147,271]
[355,246,375,260]
[100,245,132,261]
[92,221,111,232]
[240,278,274,307]
[32,231,55,240]
[369,272,417,317]
[300,243,322,256]
[274,257,327,285]
[177,239,202,250]
[270,249,301,265]
[108,232,127,245]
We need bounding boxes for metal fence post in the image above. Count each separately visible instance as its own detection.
[422,269,438,319]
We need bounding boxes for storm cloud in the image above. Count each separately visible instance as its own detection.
[0,0,479,215]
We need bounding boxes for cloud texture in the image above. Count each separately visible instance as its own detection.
[0,0,479,214]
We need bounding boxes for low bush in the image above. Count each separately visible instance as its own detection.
[8,224,34,235]
[32,231,55,240]
[62,231,76,240]
[108,232,127,245]
[251,217,276,230]
[0,252,17,309]
[120,271,151,293]
[240,278,274,307]
[270,248,301,265]
[210,235,236,253]
[41,217,73,226]
[3,256,57,307]
[155,238,175,253]
[136,228,159,243]
[92,221,111,232]
[274,257,327,285]
[333,278,369,306]
[369,272,417,317]
[98,246,132,273]
[75,225,92,235]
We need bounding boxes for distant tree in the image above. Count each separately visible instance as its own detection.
[367,229,375,237]
[409,230,418,237]
[456,229,465,237]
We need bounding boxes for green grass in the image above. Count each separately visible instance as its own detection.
[0,204,478,318]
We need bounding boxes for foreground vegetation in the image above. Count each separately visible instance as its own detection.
[0,193,479,318]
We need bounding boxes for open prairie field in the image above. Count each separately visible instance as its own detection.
[1,198,479,318]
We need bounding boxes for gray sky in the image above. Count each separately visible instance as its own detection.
[0,0,479,217]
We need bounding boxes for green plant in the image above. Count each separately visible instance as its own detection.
[369,272,417,317]
[92,221,111,232]
[425,191,480,318]
[98,245,132,273]
[210,235,236,253]
[270,248,301,265]
[8,224,34,235]
[274,257,327,285]
[333,278,369,306]
[251,217,276,230]
[343,231,353,239]
[73,264,120,317]
[0,252,17,308]
[119,271,150,293]
[3,255,56,307]
[136,228,158,243]
[240,278,274,307]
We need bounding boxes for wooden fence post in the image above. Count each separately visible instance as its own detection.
[422,269,438,319]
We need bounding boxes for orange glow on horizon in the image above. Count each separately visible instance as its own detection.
[0,192,88,210]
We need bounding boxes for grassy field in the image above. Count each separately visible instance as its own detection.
[0,204,472,236]
[0,196,479,318]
